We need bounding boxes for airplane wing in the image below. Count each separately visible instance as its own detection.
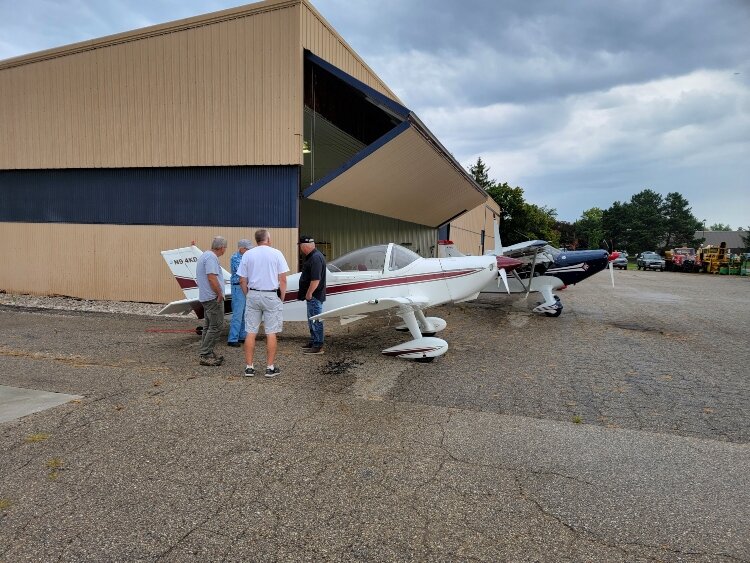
[496,240,548,258]
[158,298,200,315]
[311,296,430,324]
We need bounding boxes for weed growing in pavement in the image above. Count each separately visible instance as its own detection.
[25,433,50,443]
[46,457,64,480]
[0,499,13,510]
[572,415,582,424]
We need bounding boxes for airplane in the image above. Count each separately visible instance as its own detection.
[440,217,618,317]
[159,242,523,361]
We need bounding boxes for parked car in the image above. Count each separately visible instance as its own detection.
[612,251,629,270]
[637,252,665,271]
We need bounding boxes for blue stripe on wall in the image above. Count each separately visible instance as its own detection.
[0,166,299,227]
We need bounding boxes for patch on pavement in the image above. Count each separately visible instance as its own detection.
[0,385,82,424]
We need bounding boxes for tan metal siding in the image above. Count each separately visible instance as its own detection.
[301,199,437,260]
[0,223,298,303]
[449,200,501,255]
[300,2,401,104]
[0,4,302,169]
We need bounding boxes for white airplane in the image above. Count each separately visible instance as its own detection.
[440,218,618,317]
[159,243,507,361]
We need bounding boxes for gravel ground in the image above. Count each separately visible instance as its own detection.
[0,271,748,561]
[0,291,168,317]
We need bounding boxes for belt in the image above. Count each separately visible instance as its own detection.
[250,288,277,292]
[231,283,240,286]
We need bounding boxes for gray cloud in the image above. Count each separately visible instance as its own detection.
[1,0,748,227]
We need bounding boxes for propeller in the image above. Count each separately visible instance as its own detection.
[493,215,509,293]
[498,266,509,293]
[608,251,619,288]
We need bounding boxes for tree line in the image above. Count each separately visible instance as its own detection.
[468,157,732,255]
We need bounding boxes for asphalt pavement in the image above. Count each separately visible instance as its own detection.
[0,270,748,561]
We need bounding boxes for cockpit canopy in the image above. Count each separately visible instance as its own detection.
[328,244,421,273]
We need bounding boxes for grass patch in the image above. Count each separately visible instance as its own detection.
[25,433,50,443]
[572,415,582,424]
[0,499,13,510]
[46,457,64,480]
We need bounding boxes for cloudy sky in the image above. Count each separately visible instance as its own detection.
[1,0,748,228]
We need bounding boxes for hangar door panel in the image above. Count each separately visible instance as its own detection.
[299,199,437,263]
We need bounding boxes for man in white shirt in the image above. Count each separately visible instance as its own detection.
[238,229,289,378]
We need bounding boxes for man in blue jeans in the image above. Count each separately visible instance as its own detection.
[297,235,326,354]
[227,239,252,347]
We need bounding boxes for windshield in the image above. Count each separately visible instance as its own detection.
[389,245,421,270]
[329,245,388,272]
[543,245,562,259]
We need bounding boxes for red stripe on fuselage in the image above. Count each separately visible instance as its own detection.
[283,268,481,303]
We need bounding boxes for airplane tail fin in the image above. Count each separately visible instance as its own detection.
[493,215,504,256]
[160,246,231,301]
[438,240,466,258]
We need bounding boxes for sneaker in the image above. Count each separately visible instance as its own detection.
[227,342,241,348]
[243,366,255,377]
[265,366,281,378]
[303,346,324,355]
[209,352,225,363]
[301,343,313,349]
[200,355,222,367]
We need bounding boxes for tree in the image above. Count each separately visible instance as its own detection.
[554,220,577,249]
[709,222,732,231]
[602,201,634,252]
[741,228,750,249]
[575,207,605,249]
[469,157,493,190]
[663,192,702,249]
[627,189,665,253]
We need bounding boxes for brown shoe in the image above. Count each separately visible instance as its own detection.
[301,343,313,349]
[303,346,324,355]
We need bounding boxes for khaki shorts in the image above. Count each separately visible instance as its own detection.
[245,291,283,334]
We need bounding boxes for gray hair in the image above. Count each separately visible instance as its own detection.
[255,229,270,244]
[237,239,252,249]
[211,236,228,250]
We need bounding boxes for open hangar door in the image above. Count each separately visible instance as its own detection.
[297,52,485,263]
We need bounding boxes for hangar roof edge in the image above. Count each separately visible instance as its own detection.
[0,0,300,71]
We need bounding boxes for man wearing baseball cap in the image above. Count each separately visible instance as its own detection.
[227,238,252,347]
[297,235,327,354]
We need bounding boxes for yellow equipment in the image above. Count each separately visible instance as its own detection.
[697,242,729,274]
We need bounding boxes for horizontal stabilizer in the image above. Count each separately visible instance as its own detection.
[158,298,199,316]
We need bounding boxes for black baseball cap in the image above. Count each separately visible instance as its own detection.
[298,235,314,244]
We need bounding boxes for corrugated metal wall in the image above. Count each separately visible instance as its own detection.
[449,200,501,255]
[0,2,302,169]
[300,2,401,104]
[300,199,437,260]
[0,166,298,227]
[0,223,299,303]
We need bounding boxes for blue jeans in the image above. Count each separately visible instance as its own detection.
[228,285,247,343]
[306,298,324,347]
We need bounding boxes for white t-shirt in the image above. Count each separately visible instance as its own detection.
[238,245,289,290]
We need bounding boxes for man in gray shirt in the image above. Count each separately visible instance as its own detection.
[197,236,228,366]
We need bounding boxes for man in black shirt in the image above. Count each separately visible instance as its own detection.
[297,235,327,354]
